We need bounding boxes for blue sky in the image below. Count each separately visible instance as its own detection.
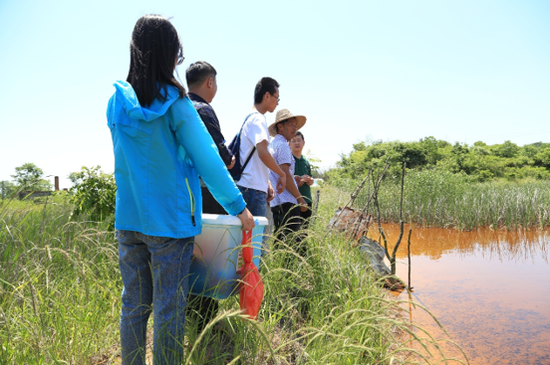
[1,0,549,189]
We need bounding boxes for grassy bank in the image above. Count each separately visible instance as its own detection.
[0,190,450,364]
[333,170,550,230]
[0,194,120,364]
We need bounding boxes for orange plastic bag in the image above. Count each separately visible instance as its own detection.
[239,230,264,320]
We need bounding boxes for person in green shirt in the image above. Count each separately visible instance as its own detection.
[290,131,314,230]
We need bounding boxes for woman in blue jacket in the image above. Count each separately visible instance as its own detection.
[107,15,254,365]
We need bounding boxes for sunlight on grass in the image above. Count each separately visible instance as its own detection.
[0,188,462,364]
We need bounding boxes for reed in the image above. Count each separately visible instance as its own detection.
[336,170,550,230]
[0,194,120,364]
[0,190,456,364]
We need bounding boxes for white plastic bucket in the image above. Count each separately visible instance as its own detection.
[188,214,268,299]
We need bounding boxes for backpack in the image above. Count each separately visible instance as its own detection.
[228,113,257,181]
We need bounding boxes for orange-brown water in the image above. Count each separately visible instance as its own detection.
[377,224,550,365]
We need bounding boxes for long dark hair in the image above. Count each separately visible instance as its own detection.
[127,15,186,106]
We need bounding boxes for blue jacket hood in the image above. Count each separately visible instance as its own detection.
[107,80,247,238]
[110,80,180,123]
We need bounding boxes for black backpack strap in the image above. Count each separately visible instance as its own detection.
[241,146,256,172]
[239,112,259,174]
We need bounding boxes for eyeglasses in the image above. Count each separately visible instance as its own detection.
[177,49,185,65]
[271,93,280,103]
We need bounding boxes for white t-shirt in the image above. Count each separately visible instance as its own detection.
[269,134,298,207]
[236,112,270,193]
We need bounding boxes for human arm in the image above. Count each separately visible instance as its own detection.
[197,106,234,167]
[267,181,275,202]
[228,156,236,170]
[302,175,314,186]
[256,139,286,193]
[294,175,304,187]
[280,163,308,212]
[302,157,314,185]
[237,207,255,231]
[170,98,246,216]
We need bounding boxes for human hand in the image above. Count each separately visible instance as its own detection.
[237,208,255,231]
[276,174,286,194]
[267,184,275,202]
[228,156,236,170]
[298,198,308,212]
[302,175,314,186]
[294,175,304,187]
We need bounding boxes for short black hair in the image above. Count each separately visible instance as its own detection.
[294,131,304,141]
[186,61,217,89]
[254,77,279,104]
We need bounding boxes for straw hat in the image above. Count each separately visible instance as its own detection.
[268,109,307,137]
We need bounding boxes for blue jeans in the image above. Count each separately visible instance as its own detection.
[237,185,268,258]
[237,186,267,217]
[117,230,194,365]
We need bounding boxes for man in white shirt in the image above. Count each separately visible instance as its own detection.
[236,77,286,217]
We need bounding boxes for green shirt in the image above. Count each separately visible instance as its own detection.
[293,154,312,205]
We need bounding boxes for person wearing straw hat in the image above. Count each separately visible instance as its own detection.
[268,109,308,253]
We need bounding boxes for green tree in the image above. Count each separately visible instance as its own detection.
[0,180,17,199]
[304,149,322,177]
[11,163,52,191]
[419,136,446,166]
[533,148,550,169]
[69,166,116,224]
[329,137,550,184]
[491,140,519,158]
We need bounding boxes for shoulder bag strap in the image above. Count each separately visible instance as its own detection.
[239,112,259,173]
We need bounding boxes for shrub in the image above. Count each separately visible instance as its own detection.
[68,166,116,224]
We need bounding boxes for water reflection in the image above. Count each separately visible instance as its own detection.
[374,224,550,365]
[375,224,549,263]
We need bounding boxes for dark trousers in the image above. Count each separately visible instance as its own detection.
[200,184,226,215]
[186,293,219,332]
[300,203,313,230]
[271,202,306,256]
[186,186,223,332]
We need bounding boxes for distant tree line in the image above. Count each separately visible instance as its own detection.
[328,137,550,182]
[1,163,116,226]
[1,163,53,199]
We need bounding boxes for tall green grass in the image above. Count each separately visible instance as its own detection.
[0,194,121,364]
[335,170,550,230]
[0,191,457,364]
